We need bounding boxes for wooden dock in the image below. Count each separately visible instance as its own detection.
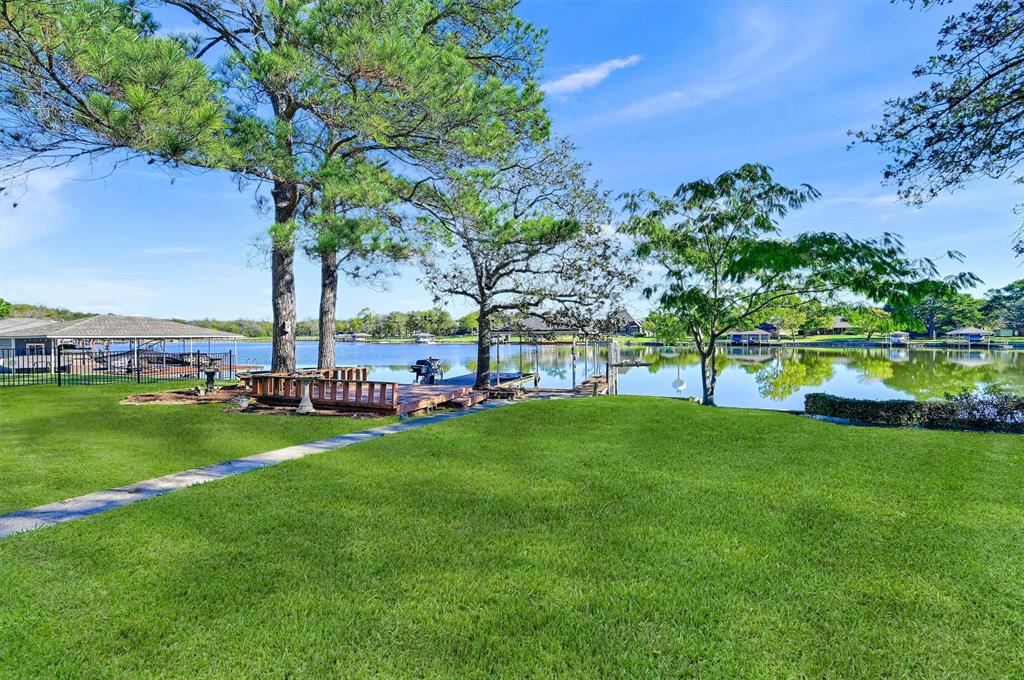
[248,369,478,415]
[575,374,609,395]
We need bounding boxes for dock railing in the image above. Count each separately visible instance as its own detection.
[249,369,400,412]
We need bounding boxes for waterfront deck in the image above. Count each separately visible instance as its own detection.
[249,370,476,415]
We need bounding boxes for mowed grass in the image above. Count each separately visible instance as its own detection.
[0,382,394,514]
[2,397,1024,678]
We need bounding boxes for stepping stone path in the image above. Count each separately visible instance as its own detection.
[0,400,514,539]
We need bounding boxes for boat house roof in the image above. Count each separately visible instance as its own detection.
[946,327,993,336]
[0,315,242,340]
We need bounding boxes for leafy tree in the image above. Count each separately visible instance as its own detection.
[0,0,547,371]
[378,311,410,339]
[844,305,900,340]
[798,299,836,335]
[295,319,319,337]
[906,292,986,338]
[414,138,634,388]
[854,0,1024,252]
[0,297,10,318]
[772,306,807,339]
[302,162,415,367]
[457,312,479,335]
[622,163,978,405]
[983,279,1024,328]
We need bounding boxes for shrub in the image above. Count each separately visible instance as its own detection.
[804,393,927,427]
[927,387,1024,432]
[805,388,1024,433]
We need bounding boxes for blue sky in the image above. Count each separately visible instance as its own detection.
[1,0,1018,320]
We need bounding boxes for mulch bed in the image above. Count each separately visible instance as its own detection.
[121,384,248,406]
[122,385,388,418]
[222,402,388,418]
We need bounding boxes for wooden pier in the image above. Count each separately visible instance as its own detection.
[248,368,477,416]
[575,374,609,395]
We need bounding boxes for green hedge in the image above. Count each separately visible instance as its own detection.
[804,393,927,427]
[805,391,1024,432]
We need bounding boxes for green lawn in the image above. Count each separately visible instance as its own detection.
[0,382,394,514]
[2,397,1023,677]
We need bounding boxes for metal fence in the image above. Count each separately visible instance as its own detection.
[0,347,235,388]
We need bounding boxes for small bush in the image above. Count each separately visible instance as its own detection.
[806,388,1024,433]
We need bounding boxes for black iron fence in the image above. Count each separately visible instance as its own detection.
[0,347,235,388]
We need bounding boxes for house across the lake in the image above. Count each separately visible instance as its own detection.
[610,309,646,337]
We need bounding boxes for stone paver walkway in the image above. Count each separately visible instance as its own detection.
[0,400,513,539]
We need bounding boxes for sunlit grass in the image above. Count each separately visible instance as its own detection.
[2,397,1023,677]
[0,382,393,514]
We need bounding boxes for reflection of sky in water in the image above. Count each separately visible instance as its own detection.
[208,341,1024,411]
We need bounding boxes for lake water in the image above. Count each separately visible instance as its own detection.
[210,340,1024,410]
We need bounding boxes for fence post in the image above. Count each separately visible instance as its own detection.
[56,344,62,387]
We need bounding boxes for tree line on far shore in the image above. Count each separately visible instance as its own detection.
[748,278,1024,341]
[191,307,491,339]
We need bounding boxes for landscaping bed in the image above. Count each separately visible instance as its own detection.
[120,384,248,405]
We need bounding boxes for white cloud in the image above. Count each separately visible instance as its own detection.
[592,8,833,124]
[142,246,211,255]
[0,168,76,250]
[541,55,642,96]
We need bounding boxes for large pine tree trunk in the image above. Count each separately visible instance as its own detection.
[475,305,492,389]
[317,252,338,370]
[699,348,717,406]
[270,181,297,373]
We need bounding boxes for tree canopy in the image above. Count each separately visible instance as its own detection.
[413,138,634,387]
[0,0,548,370]
[854,0,1024,252]
[622,163,979,405]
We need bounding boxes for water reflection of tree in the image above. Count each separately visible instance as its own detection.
[754,350,836,400]
[878,350,1022,399]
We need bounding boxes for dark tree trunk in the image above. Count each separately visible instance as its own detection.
[270,181,297,373]
[475,305,492,389]
[699,348,717,406]
[318,252,338,370]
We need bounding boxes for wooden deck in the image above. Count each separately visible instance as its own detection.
[575,374,609,395]
[248,369,475,415]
